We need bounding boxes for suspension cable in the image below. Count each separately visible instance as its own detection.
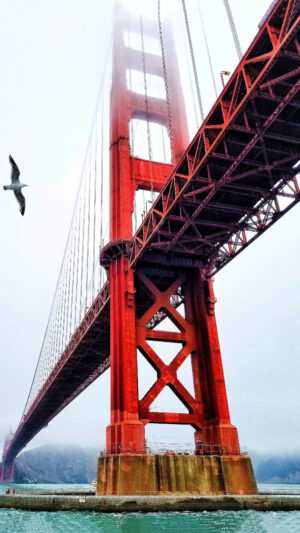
[181,0,204,122]
[140,16,153,165]
[99,102,105,290]
[198,3,218,98]
[92,119,98,298]
[53,285,62,359]
[223,0,242,60]
[85,152,92,308]
[161,125,167,163]
[74,199,82,327]
[60,267,67,352]
[79,178,87,319]
[140,15,155,201]
[186,38,200,127]
[61,278,67,354]
[69,226,76,337]
[139,17,149,217]
[127,33,138,231]
[158,0,174,158]
[65,246,72,345]
[22,35,113,418]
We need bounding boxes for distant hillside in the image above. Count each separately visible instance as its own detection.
[253,453,300,484]
[13,445,300,484]
[15,445,99,484]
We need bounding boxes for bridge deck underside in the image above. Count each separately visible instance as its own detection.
[5,0,300,466]
[131,2,300,273]
[6,289,110,463]
[7,270,175,463]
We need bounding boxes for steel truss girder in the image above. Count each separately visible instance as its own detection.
[211,174,300,273]
[133,269,240,453]
[136,272,202,428]
[5,0,300,471]
[130,0,300,272]
[3,274,187,464]
[4,284,110,464]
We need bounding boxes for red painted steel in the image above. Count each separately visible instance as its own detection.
[107,4,192,454]
[0,462,14,483]
[105,3,239,455]
[136,270,239,453]
[130,0,300,273]
[109,6,188,241]
[3,0,300,471]
[4,284,110,465]
[0,435,15,483]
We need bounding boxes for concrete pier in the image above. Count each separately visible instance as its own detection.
[1,493,300,512]
[97,453,257,496]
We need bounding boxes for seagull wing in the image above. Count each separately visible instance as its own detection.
[9,155,20,183]
[14,190,25,216]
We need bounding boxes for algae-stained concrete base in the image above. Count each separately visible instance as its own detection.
[96,454,257,496]
[1,494,300,513]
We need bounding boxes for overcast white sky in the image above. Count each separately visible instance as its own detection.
[1,0,299,457]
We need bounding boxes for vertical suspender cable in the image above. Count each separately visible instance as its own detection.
[53,287,62,359]
[22,34,113,418]
[69,227,76,339]
[140,15,155,207]
[186,45,200,127]
[47,319,54,374]
[161,126,166,163]
[60,264,69,353]
[80,178,87,319]
[51,306,58,365]
[158,0,174,158]
[198,4,218,98]
[92,122,98,298]
[75,200,82,327]
[181,0,204,122]
[140,18,147,216]
[50,316,57,369]
[127,35,138,231]
[60,269,66,353]
[61,244,70,351]
[140,16,152,164]
[99,104,104,290]
[58,281,65,356]
[223,0,242,60]
[86,154,92,308]
[45,336,51,376]
[52,296,59,359]
[64,248,72,346]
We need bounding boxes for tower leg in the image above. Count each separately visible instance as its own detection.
[97,264,256,495]
[0,461,14,483]
[106,255,145,455]
[188,272,240,455]
[99,0,256,496]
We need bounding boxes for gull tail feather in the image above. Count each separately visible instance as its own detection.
[3,186,8,190]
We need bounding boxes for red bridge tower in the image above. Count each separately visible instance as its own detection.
[98,3,256,495]
[0,434,15,483]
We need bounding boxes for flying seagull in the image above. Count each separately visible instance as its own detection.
[3,155,28,215]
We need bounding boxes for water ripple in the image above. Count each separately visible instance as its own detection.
[1,509,300,532]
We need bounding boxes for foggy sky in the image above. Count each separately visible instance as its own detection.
[1,0,299,457]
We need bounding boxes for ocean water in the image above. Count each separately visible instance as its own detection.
[1,484,300,533]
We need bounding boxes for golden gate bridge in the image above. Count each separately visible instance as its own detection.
[1,0,300,495]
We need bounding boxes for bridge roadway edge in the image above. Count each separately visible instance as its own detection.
[1,493,300,513]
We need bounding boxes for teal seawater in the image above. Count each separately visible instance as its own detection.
[1,484,300,533]
[1,509,300,533]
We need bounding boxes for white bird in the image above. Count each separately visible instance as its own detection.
[3,155,28,216]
